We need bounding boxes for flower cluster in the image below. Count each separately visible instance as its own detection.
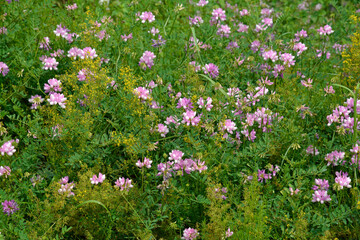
[327,97,360,133]
[2,200,19,216]
[312,179,331,204]
[324,150,345,166]
[0,139,18,156]
[182,228,199,240]
[139,51,156,70]
[90,173,106,185]
[334,171,351,190]
[0,166,11,178]
[0,62,9,76]
[136,157,152,168]
[58,176,75,197]
[115,177,133,191]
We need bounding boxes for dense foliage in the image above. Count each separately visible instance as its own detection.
[1,0,360,239]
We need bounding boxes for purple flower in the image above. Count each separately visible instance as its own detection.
[2,200,19,216]
[139,51,156,70]
[44,78,62,94]
[115,177,133,191]
[0,166,11,178]
[334,171,351,190]
[29,95,44,109]
[151,35,166,47]
[182,227,199,240]
[312,190,331,204]
[0,62,9,76]
[139,11,155,23]
[203,63,219,79]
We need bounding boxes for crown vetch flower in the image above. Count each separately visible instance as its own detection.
[203,63,219,79]
[317,25,334,35]
[2,200,19,216]
[90,173,106,185]
[42,57,59,70]
[139,51,156,70]
[115,177,133,191]
[139,11,155,23]
[44,78,62,93]
[0,166,11,178]
[0,140,18,156]
[334,171,351,190]
[81,47,98,59]
[312,190,331,204]
[182,227,199,240]
[0,62,9,76]
[48,93,67,108]
[136,157,153,168]
[67,47,84,59]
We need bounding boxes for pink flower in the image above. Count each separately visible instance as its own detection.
[0,27,7,35]
[225,228,233,238]
[67,47,84,59]
[182,228,199,240]
[54,24,70,38]
[29,95,44,109]
[182,110,201,126]
[301,78,313,88]
[44,78,62,93]
[66,3,77,10]
[334,171,351,189]
[77,69,87,81]
[306,145,319,155]
[177,98,193,110]
[139,51,156,70]
[139,11,155,23]
[211,8,226,24]
[48,93,67,108]
[42,57,59,70]
[196,0,208,6]
[115,177,133,191]
[239,9,249,16]
[134,87,150,100]
[237,23,249,33]
[58,182,75,197]
[324,85,335,95]
[0,166,11,178]
[81,47,98,59]
[59,176,69,184]
[289,187,300,195]
[223,119,237,134]
[90,173,106,185]
[169,150,184,163]
[121,33,133,41]
[312,190,331,204]
[148,27,159,36]
[317,25,334,35]
[262,50,278,62]
[189,16,204,26]
[0,140,18,156]
[136,157,153,168]
[217,24,231,38]
[157,124,169,137]
[293,42,307,56]
[203,63,219,78]
[280,53,295,67]
[39,37,51,51]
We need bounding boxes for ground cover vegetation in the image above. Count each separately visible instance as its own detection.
[1,0,360,239]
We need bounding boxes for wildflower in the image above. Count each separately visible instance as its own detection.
[136,157,152,168]
[115,177,133,191]
[182,110,201,126]
[237,23,249,33]
[312,179,329,191]
[2,200,19,216]
[0,166,11,177]
[189,16,204,26]
[225,228,234,238]
[324,85,335,95]
[195,159,208,173]
[157,162,174,180]
[28,95,44,110]
[121,33,133,41]
[58,182,75,197]
[258,169,271,183]
[196,0,208,7]
[67,47,84,59]
[301,78,313,88]
[262,50,278,62]
[39,37,51,51]
[77,69,87,81]
[324,150,345,166]
[217,24,231,38]
[312,190,331,204]
[250,40,261,52]
[139,51,156,70]
[0,62,9,76]
[148,27,159,36]
[0,140,18,156]
[44,78,62,93]
[293,42,307,56]
[289,187,300,195]
[294,29,307,40]
[66,3,77,10]
[59,176,69,184]
[95,30,110,41]
[239,9,249,16]
[0,27,7,35]
[53,24,70,38]
[211,8,226,23]
[317,25,334,35]
[151,35,166,47]
[48,93,66,108]
[90,173,106,185]
[81,47,98,59]
[334,171,351,190]
[157,124,169,137]
[203,63,219,79]
[222,119,237,134]
[280,53,295,67]
[139,11,155,23]
[177,98,193,110]
[261,8,273,16]
[262,17,273,27]
[134,86,150,100]
[169,150,184,163]
[189,61,201,72]
[306,145,319,155]
[182,228,199,240]
[42,57,59,70]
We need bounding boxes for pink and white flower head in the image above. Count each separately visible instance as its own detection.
[134,87,150,100]
[148,27,159,36]
[237,23,249,33]
[90,173,106,185]
[222,119,237,134]
[334,171,351,190]
[67,47,84,59]
[225,228,233,238]
[182,110,201,126]
[211,8,226,22]
[48,93,67,108]
[317,25,334,35]
[203,63,219,79]
[136,157,152,168]
[66,3,77,10]
[196,0,208,7]
[262,50,278,62]
[189,16,204,26]
[280,53,295,67]
[182,227,199,240]
[0,140,18,156]
[0,62,9,76]
[139,11,155,23]
[29,95,44,109]
[293,42,307,56]
[39,37,51,51]
[306,145,319,155]
[54,24,70,38]
[157,123,169,137]
[59,176,69,185]
[312,190,331,204]
[115,177,133,191]
[0,166,11,178]
[42,57,59,70]
[289,187,300,195]
[77,69,87,81]
[44,78,62,93]
[139,51,156,70]
[217,24,231,38]
[81,47,98,59]
[169,150,184,163]
[121,33,133,41]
